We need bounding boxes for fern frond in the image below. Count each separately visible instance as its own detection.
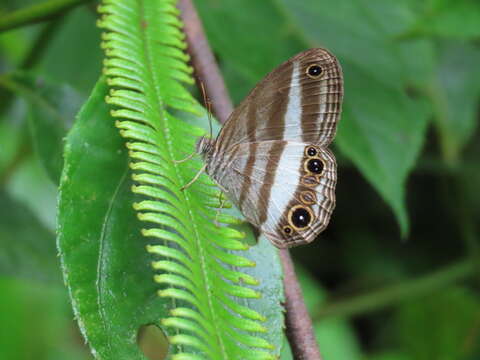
[97,0,278,359]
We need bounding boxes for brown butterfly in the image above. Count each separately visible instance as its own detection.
[196,48,343,248]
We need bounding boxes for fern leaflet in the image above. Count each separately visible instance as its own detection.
[98,0,277,359]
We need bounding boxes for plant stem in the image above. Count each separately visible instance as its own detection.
[314,259,475,320]
[177,0,233,124]
[178,1,322,358]
[0,0,92,33]
[280,249,323,360]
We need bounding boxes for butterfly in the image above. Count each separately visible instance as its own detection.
[195,48,343,248]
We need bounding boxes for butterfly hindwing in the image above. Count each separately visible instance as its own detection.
[215,140,336,248]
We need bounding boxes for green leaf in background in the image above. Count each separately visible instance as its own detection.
[37,6,102,95]
[367,352,411,360]
[276,0,420,86]
[336,63,431,234]
[27,77,82,183]
[0,73,83,183]
[195,0,432,233]
[395,286,480,360]
[6,155,57,232]
[0,99,26,175]
[429,42,480,165]
[0,277,88,360]
[409,0,480,40]
[0,191,59,282]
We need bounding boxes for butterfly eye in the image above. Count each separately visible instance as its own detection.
[289,206,312,229]
[306,159,324,174]
[283,226,293,235]
[306,64,323,79]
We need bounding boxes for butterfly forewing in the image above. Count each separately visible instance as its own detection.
[214,48,343,154]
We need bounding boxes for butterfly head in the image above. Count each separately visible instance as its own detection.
[195,136,215,157]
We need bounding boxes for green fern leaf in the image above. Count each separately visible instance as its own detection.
[93,0,284,359]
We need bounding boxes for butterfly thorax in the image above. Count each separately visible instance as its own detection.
[196,136,216,167]
[196,135,230,188]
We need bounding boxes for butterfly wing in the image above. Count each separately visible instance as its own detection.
[202,48,343,247]
[213,48,343,155]
[215,140,336,248]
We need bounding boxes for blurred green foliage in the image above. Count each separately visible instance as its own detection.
[0,0,479,359]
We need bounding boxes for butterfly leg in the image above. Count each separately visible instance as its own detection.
[173,151,197,164]
[214,191,226,227]
[180,163,207,191]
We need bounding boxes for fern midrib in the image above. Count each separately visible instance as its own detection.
[136,1,182,352]
[138,1,227,357]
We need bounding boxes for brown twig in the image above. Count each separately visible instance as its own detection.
[279,249,323,360]
[177,0,234,124]
[178,1,322,359]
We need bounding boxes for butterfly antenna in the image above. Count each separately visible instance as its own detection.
[200,80,213,139]
[174,80,210,164]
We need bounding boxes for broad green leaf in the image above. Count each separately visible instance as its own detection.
[429,42,480,165]
[58,79,170,359]
[337,62,431,234]
[275,0,434,233]
[276,0,435,87]
[276,0,405,85]
[0,191,59,282]
[195,0,432,233]
[395,287,480,359]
